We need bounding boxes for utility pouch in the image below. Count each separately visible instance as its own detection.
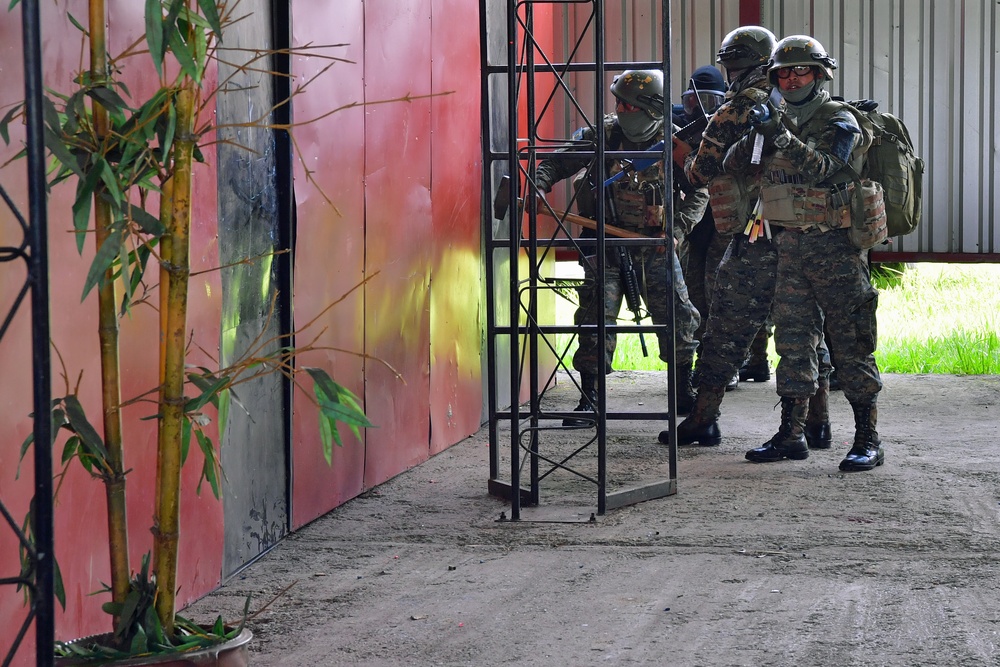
[708,174,749,236]
[847,179,888,249]
[760,183,828,228]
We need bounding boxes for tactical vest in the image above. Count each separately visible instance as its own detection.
[707,86,769,236]
[759,103,876,233]
[572,118,666,232]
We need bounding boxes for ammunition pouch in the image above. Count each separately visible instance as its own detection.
[709,174,754,236]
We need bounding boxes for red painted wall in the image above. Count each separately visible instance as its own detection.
[1,0,485,660]
[289,1,484,525]
[0,2,223,661]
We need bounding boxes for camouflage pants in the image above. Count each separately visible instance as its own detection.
[682,227,731,351]
[697,235,830,388]
[772,228,882,402]
[573,245,700,374]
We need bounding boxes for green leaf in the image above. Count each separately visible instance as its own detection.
[197,0,222,35]
[54,559,66,609]
[66,12,85,34]
[60,434,80,465]
[71,167,101,253]
[184,375,229,412]
[145,0,165,78]
[195,430,221,499]
[82,232,123,300]
[318,398,375,429]
[166,21,201,83]
[86,86,129,125]
[128,202,166,235]
[98,156,125,206]
[62,395,109,462]
[0,103,23,145]
[181,416,192,464]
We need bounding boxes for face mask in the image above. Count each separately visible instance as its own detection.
[780,80,817,105]
[617,111,659,142]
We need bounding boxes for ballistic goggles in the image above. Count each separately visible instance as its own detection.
[681,89,725,116]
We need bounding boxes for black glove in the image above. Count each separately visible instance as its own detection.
[850,98,879,112]
[750,100,783,140]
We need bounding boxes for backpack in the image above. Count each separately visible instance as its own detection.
[840,100,925,237]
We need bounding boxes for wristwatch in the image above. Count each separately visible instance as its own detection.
[773,130,792,149]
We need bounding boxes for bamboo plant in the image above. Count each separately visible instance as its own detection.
[6,0,379,658]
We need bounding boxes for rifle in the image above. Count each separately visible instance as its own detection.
[602,121,703,194]
[605,187,648,357]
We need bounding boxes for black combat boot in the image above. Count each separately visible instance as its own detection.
[745,397,810,462]
[563,373,598,427]
[739,327,772,382]
[805,376,833,449]
[725,372,740,391]
[676,361,697,416]
[839,400,884,472]
[659,384,725,446]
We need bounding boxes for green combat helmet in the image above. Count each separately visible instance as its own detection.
[716,26,777,71]
[610,69,664,142]
[768,34,838,84]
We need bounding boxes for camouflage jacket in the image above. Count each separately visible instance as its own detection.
[684,68,772,188]
[534,115,708,236]
[723,91,862,188]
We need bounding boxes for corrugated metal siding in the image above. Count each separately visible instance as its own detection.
[557,0,1000,258]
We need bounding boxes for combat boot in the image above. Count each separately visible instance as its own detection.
[805,376,832,449]
[676,361,697,415]
[839,400,884,472]
[659,384,725,446]
[563,373,598,427]
[745,397,809,463]
[739,328,772,382]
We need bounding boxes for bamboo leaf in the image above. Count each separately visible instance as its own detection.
[98,157,125,206]
[60,435,80,465]
[317,398,375,428]
[166,23,200,83]
[195,430,221,499]
[0,103,23,145]
[304,366,339,401]
[317,410,333,464]
[54,559,66,609]
[145,0,165,78]
[86,87,129,126]
[82,233,123,300]
[72,168,100,253]
[197,0,222,35]
[66,12,85,34]
[181,417,192,464]
[184,375,228,412]
[128,202,166,236]
[62,396,109,461]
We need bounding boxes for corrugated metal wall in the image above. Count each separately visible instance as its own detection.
[559,0,1000,259]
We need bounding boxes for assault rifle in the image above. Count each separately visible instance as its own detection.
[605,186,648,357]
[602,116,705,194]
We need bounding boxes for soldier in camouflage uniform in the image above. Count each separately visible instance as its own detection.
[534,70,707,425]
[726,36,884,472]
[657,27,834,452]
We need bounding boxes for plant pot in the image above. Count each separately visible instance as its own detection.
[54,628,252,667]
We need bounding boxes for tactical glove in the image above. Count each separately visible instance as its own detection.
[750,100,783,140]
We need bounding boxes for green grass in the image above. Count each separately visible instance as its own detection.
[553,262,1000,375]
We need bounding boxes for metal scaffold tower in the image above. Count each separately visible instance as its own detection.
[479,1,680,520]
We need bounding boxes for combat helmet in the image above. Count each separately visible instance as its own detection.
[768,34,838,85]
[716,26,777,71]
[610,69,665,117]
[610,69,665,142]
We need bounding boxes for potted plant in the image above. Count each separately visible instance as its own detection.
[6,0,376,662]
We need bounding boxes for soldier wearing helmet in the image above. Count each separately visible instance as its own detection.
[534,69,707,423]
[660,27,834,455]
[726,35,885,473]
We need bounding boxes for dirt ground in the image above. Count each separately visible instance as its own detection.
[187,371,1000,667]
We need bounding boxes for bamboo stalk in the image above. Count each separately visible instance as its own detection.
[153,82,196,636]
[89,0,130,620]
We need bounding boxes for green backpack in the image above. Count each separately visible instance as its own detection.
[845,100,925,237]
